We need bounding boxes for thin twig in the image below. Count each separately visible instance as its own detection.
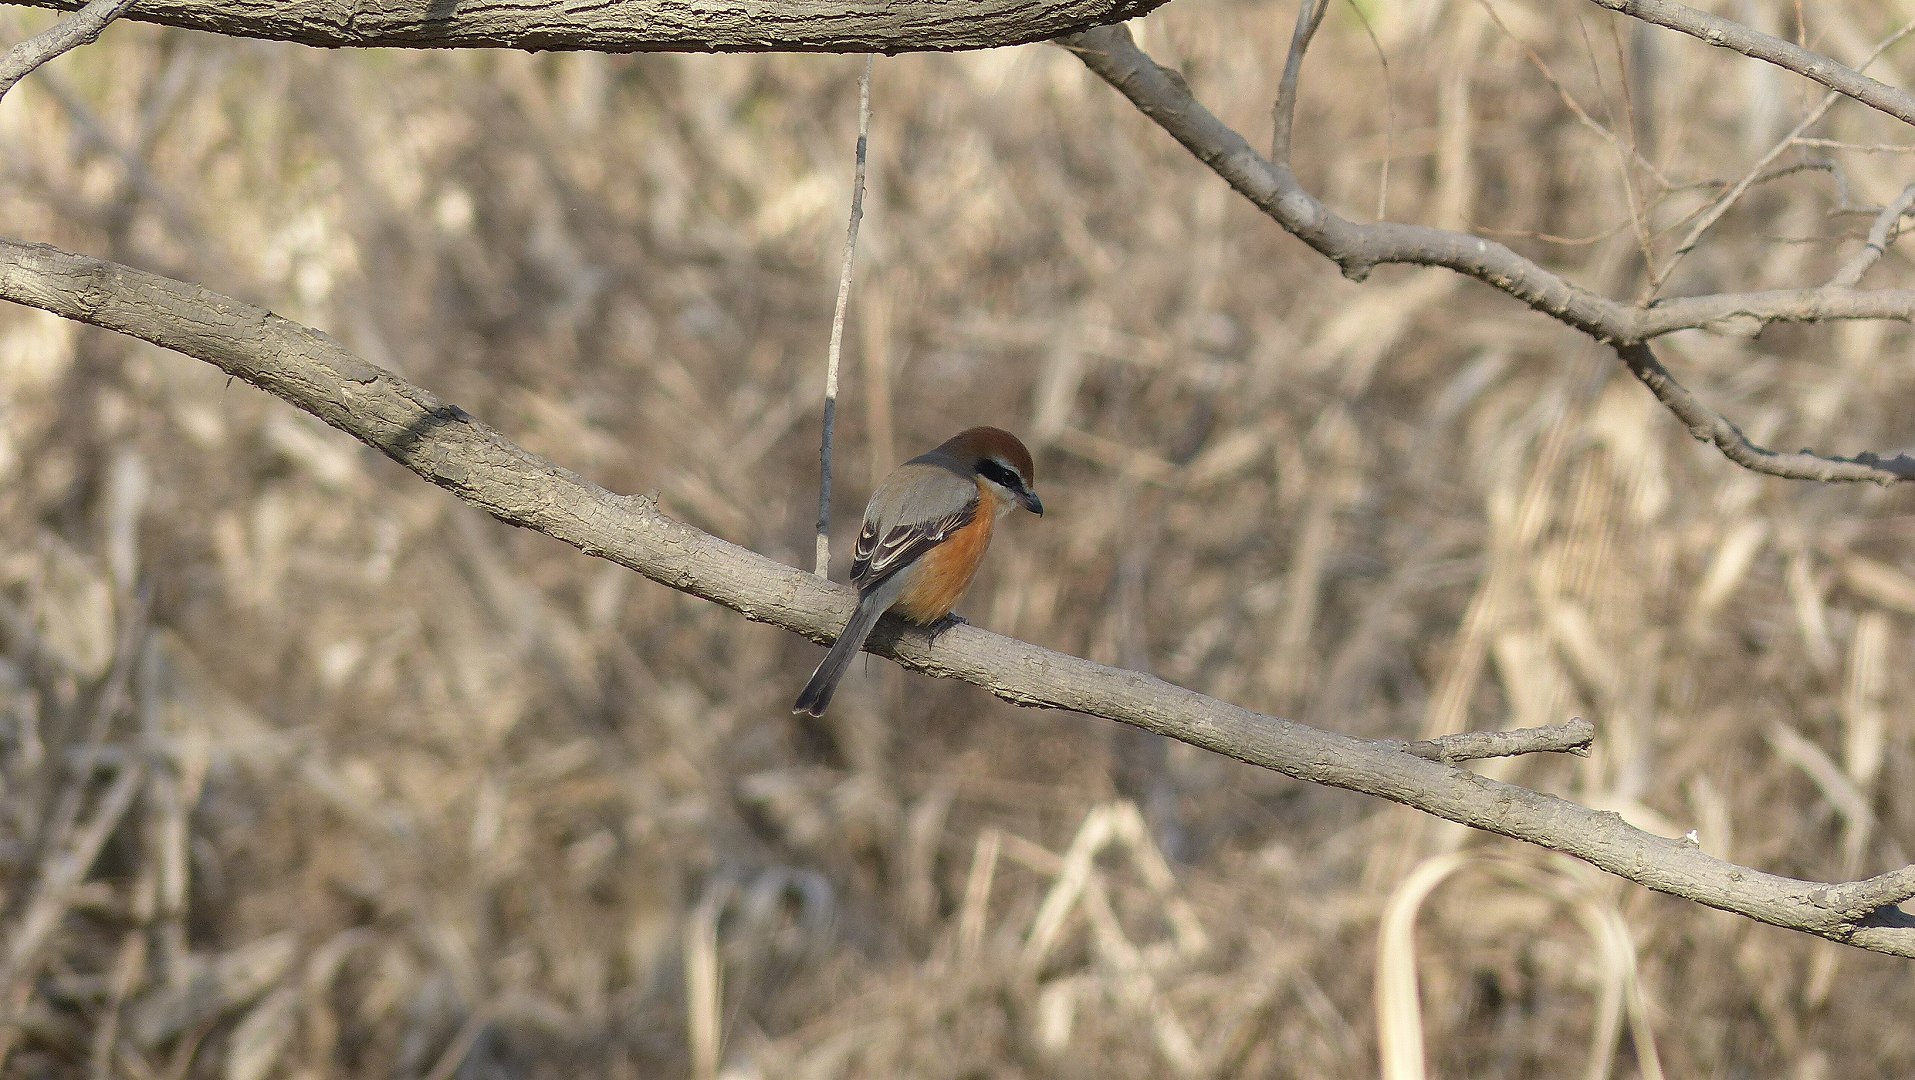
[1792,137,1915,155]
[0,764,144,995]
[813,56,873,577]
[1270,0,1328,164]
[1644,14,1915,294]
[0,0,137,102]
[1341,0,1395,220]
[1646,91,1841,297]
[1475,0,1674,192]
[1829,183,1915,289]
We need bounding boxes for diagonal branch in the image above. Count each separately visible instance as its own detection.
[1830,183,1915,290]
[1582,0,1915,129]
[0,0,135,102]
[1644,15,1915,297]
[1057,23,1915,484]
[4,235,1915,955]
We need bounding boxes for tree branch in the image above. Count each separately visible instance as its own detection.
[1830,183,1915,290]
[1614,342,1915,482]
[0,0,134,102]
[1582,0,1915,129]
[814,56,873,577]
[1057,23,1915,484]
[1269,0,1327,164]
[3,0,1170,53]
[1398,718,1595,763]
[4,235,1914,955]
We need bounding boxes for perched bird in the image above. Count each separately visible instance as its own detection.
[793,426,1043,717]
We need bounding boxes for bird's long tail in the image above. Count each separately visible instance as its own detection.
[792,593,891,716]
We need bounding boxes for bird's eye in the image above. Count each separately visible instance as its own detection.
[976,459,1022,490]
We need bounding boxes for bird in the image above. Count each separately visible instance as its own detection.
[792,426,1044,717]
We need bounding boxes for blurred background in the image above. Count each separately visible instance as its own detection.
[6,0,1915,1075]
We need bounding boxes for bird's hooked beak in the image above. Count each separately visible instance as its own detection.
[1020,488,1044,516]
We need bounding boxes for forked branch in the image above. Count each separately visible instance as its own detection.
[4,237,1915,955]
[1057,23,1915,483]
[0,0,135,101]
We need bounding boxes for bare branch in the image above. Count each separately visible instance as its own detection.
[1397,718,1595,763]
[1792,137,1915,155]
[1057,23,1915,483]
[1477,0,1673,195]
[814,57,873,577]
[0,0,135,102]
[1635,9,1915,295]
[1269,0,1327,164]
[1830,183,1915,289]
[1581,0,1915,129]
[1632,286,1915,337]
[4,0,1170,53]
[1646,82,1840,297]
[1614,342,1915,482]
[1057,28,1622,326]
[5,236,1915,955]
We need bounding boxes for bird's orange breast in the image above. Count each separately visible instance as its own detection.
[892,489,997,624]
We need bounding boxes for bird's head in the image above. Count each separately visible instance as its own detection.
[938,426,1043,517]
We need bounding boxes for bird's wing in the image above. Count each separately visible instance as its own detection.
[850,501,978,591]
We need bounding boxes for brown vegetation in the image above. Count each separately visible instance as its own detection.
[5,0,1915,1075]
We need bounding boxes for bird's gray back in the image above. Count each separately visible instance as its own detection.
[864,453,977,531]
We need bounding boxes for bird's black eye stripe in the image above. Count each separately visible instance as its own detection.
[976,459,1022,491]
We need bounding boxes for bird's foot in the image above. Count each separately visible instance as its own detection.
[925,612,968,643]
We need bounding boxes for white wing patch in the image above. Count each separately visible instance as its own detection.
[850,503,977,591]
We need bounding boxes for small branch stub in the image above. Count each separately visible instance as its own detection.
[1398,718,1597,763]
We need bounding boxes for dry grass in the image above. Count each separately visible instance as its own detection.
[6,0,1915,1074]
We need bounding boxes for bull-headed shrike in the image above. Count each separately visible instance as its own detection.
[793,426,1043,717]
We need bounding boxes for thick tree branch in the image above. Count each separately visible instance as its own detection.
[1058,24,1915,484]
[0,0,134,101]
[4,236,1914,955]
[5,0,1169,53]
[1582,0,1915,129]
